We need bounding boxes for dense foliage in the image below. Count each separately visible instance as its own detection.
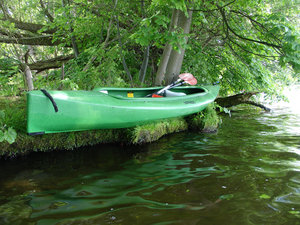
[0,0,299,97]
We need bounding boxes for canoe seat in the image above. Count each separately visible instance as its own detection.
[163,90,186,97]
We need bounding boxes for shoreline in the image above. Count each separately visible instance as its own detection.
[0,96,219,158]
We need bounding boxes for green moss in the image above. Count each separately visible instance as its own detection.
[131,118,188,144]
[0,130,127,157]
[186,103,221,132]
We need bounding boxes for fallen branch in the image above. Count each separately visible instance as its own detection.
[0,35,67,46]
[243,100,271,112]
[216,92,271,112]
[28,55,74,73]
[0,17,56,34]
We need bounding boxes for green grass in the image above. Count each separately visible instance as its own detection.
[0,95,27,132]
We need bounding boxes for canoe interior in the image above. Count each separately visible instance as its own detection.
[93,86,207,98]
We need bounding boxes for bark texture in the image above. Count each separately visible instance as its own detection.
[139,45,150,83]
[156,9,193,85]
[21,64,34,91]
[155,9,179,85]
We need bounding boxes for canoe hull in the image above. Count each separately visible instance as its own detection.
[27,86,219,134]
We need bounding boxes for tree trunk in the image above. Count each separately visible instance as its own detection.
[174,10,193,74]
[155,9,179,86]
[115,16,133,84]
[70,27,79,58]
[164,10,193,84]
[23,64,34,91]
[59,63,65,90]
[139,45,150,83]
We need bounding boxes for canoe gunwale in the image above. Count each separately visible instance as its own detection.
[94,86,209,101]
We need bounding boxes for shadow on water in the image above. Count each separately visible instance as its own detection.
[1,87,300,225]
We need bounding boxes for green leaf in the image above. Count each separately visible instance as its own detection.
[259,194,271,199]
[0,130,4,142]
[219,194,234,200]
[289,211,300,215]
[0,110,4,120]
[4,127,17,144]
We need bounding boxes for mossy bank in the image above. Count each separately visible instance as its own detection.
[0,96,220,157]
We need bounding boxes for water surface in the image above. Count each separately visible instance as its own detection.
[0,87,300,225]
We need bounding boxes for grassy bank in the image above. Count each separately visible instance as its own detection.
[0,96,220,157]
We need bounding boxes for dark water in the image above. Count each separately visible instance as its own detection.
[1,89,300,225]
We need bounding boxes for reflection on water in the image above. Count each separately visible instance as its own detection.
[0,86,300,225]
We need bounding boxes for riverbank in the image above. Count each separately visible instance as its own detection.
[0,96,220,157]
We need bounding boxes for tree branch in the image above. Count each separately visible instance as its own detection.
[0,17,56,34]
[0,28,25,38]
[227,37,280,59]
[218,6,282,49]
[0,1,10,18]
[62,0,79,57]
[115,15,133,84]
[243,100,271,112]
[230,10,281,45]
[39,0,55,22]
[103,0,118,47]
[189,0,236,12]
[28,55,74,72]
[139,45,150,83]
[0,35,68,46]
[216,92,271,112]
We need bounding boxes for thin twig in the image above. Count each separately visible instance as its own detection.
[115,15,133,84]
[39,0,54,22]
[218,6,281,49]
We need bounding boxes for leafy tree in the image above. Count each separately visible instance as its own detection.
[134,0,299,92]
[0,0,299,95]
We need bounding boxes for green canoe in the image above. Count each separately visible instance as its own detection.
[27,85,219,135]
